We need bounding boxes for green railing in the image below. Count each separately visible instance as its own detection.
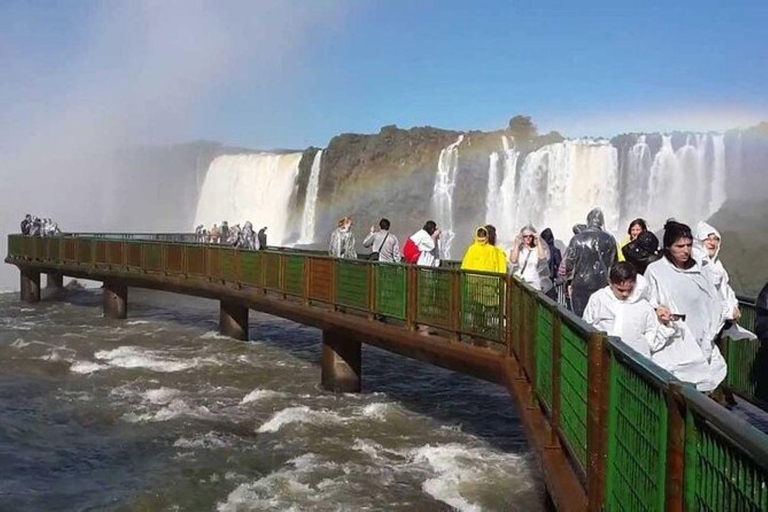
[8,233,768,512]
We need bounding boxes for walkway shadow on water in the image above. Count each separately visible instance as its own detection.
[56,288,529,454]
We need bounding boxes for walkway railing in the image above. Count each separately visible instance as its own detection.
[7,233,768,511]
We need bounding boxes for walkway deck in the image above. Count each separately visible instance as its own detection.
[6,233,768,512]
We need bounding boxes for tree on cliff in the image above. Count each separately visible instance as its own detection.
[508,115,538,141]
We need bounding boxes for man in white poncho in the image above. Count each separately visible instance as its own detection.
[583,262,674,359]
[693,221,756,341]
[645,221,728,392]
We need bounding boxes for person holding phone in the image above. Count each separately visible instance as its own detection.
[645,220,728,392]
[509,225,552,294]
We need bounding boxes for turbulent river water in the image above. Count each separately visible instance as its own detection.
[0,288,543,511]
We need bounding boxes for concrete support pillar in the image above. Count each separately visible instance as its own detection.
[103,281,128,319]
[20,269,41,303]
[46,272,64,290]
[321,329,362,393]
[219,300,248,340]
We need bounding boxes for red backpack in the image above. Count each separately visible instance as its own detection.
[402,238,420,264]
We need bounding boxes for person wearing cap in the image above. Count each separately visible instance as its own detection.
[510,225,552,293]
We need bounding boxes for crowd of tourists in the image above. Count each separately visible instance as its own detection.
[326,209,768,402]
[20,214,61,237]
[195,222,267,250]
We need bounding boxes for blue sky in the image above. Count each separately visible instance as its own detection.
[1,0,767,150]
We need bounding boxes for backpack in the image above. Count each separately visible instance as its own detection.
[402,238,420,264]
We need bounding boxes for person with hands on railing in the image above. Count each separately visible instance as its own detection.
[509,225,552,296]
[693,221,756,342]
[583,262,674,359]
[644,220,728,392]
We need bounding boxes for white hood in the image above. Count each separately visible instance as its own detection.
[693,221,722,262]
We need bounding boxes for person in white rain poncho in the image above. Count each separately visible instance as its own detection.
[329,217,357,259]
[693,221,756,341]
[583,262,674,359]
[409,220,441,267]
[645,221,728,392]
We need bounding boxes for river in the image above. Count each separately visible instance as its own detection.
[0,287,543,511]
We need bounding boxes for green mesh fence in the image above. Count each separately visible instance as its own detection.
[460,273,504,342]
[535,305,554,409]
[606,355,668,511]
[262,252,282,290]
[284,255,305,296]
[240,251,262,286]
[510,281,523,355]
[143,243,162,271]
[8,235,22,259]
[560,322,589,468]
[738,302,757,333]
[336,260,369,310]
[724,337,767,404]
[685,410,768,511]
[416,268,452,329]
[220,248,237,282]
[375,264,407,320]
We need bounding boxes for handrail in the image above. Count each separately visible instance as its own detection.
[7,232,768,512]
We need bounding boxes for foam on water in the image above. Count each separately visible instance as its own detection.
[144,387,182,405]
[70,361,109,374]
[122,398,213,423]
[240,388,287,404]
[94,346,206,372]
[174,431,233,450]
[256,406,344,434]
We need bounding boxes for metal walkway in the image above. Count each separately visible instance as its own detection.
[6,233,768,512]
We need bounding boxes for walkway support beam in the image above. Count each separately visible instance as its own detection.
[20,268,41,303]
[220,300,248,340]
[322,328,362,393]
[103,281,128,319]
[46,272,64,290]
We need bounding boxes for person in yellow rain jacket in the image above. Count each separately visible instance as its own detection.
[461,226,507,273]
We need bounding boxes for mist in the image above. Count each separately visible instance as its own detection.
[0,1,348,290]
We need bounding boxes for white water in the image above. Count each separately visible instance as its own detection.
[298,150,323,244]
[485,133,730,245]
[487,139,619,245]
[193,153,303,245]
[645,134,726,229]
[431,135,464,259]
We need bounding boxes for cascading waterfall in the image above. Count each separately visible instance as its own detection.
[484,152,501,225]
[431,135,464,259]
[491,136,520,239]
[644,134,726,229]
[298,150,323,244]
[193,152,303,245]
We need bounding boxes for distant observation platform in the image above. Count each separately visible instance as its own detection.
[6,232,768,512]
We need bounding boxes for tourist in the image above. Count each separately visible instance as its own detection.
[618,218,648,262]
[20,214,32,235]
[241,221,256,249]
[541,228,562,301]
[645,220,727,392]
[461,226,507,273]
[220,221,230,244]
[363,218,401,263]
[209,224,220,243]
[693,221,756,341]
[510,225,552,295]
[257,227,267,250]
[404,221,441,267]
[622,231,662,275]
[583,262,673,359]
[558,223,588,307]
[484,224,508,273]
[562,208,618,316]
[329,217,357,259]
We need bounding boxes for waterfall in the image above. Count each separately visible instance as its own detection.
[298,150,323,244]
[644,134,725,229]
[710,134,726,214]
[431,135,464,259]
[193,152,302,245]
[623,135,653,222]
[484,152,501,225]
